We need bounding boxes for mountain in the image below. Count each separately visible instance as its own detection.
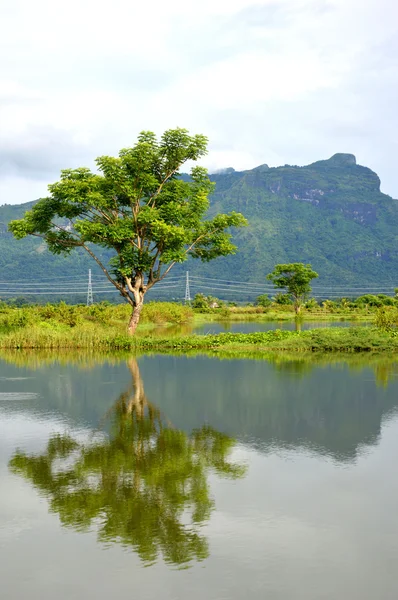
[1,153,398,301]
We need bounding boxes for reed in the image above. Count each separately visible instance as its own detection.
[1,325,397,353]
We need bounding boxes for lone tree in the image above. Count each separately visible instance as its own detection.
[9,129,247,334]
[267,263,318,314]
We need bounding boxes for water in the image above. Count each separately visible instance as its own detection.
[1,352,398,599]
[190,320,371,335]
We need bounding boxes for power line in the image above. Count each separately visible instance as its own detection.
[189,275,275,288]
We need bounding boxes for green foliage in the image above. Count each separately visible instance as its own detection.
[0,301,193,339]
[355,294,385,307]
[256,294,271,308]
[3,153,398,305]
[304,298,319,310]
[191,293,224,311]
[274,292,293,306]
[375,307,398,332]
[8,129,247,330]
[0,307,33,331]
[192,293,210,310]
[267,263,318,314]
[140,301,193,324]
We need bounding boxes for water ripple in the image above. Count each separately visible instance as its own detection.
[0,393,39,402]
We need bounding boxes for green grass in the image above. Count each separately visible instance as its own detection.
[1,325,397,354]
[0,301,193,333]
[0,301,395,354]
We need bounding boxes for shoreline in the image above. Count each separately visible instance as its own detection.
[0,327,397,354]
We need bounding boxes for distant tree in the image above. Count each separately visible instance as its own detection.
[192,293,210,309]
[304,297,319,310]
[256,294,271,308]
[191,293,223,310]
[9,129,247,335]
[267,263,319,314]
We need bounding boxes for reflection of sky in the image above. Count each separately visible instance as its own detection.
[1,405,398,600]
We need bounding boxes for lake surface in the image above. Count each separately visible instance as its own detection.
[190,320,371,335]
[1,352,398,599]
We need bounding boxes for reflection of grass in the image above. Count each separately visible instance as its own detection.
[0,348,131,369]
[2,346,398,389]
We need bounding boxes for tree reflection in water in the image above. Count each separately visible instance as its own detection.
[9,358,246,567]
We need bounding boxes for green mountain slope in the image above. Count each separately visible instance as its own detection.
[203,153,398,288]
[1,153,397,301]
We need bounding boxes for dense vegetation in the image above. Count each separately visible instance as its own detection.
[0,301,397,352]
[8,129,246,333]
[0,301,193,336]
[1,153,398,303]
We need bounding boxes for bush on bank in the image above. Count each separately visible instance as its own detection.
[1,325,398,353]
[0,301,193,333]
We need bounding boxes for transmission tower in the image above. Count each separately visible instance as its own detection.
[86,269,94,306]
[184,271,191,303]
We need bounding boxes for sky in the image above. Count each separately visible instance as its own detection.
[1,0,398,205]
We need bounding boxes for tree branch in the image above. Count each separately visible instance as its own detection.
[82,244,124,292]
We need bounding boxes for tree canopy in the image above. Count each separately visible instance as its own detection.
[9,129,247,332]
[9,358,246,567]
[267,263,319,314]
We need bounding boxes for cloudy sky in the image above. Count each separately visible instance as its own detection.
[1,0,398,204]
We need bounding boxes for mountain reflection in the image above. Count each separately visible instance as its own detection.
[4,350,398,468]
[9,358,246,568]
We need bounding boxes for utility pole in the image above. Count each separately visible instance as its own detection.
[184,270,191,303]
[86,269,93,306]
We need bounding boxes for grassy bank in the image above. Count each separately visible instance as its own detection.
[1,325,397,354]
[0,301,396,354]
[130,328,398,354]
[0,301,193,328]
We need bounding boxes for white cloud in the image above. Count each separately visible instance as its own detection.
[1,0,398,204]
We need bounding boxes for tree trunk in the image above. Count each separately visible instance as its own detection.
[127,298,144,335]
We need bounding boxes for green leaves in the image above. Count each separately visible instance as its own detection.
[8,128,247,317]
[267,263,319,313]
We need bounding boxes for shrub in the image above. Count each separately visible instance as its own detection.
[0,309,31,330]
[256,294,271,308]
[304,298,319,310]
[192,293,210,309]
[375,307,398,332]
[140,302,193,324]
[274,293,292,305]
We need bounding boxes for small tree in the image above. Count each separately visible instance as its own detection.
[256,294,271,308]
[9,129,247,334]
[267,263,318,314]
